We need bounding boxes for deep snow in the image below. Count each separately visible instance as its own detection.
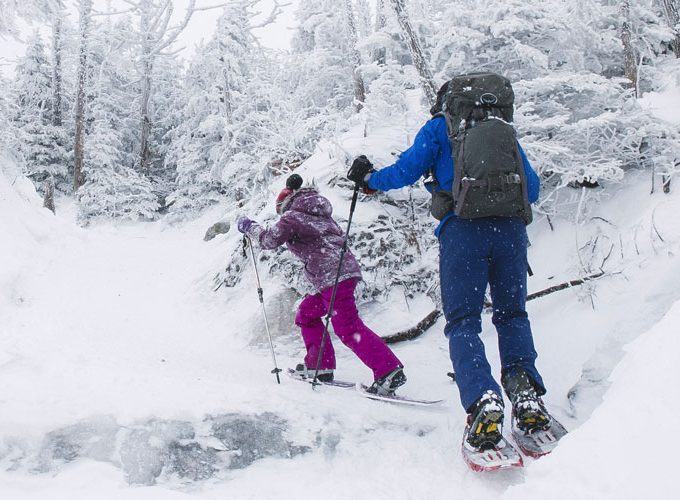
[2,77,680,497]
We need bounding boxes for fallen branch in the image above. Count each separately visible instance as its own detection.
[382,309,442,344]
[484,271,607,308]
[381,271,609,344]
[526,271,606,301]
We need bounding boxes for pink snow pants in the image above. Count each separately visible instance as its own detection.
[295,278,402,380]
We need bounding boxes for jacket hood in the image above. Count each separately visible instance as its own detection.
[286,188,332,218]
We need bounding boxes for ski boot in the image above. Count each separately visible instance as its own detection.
[366,367,406,396]
[294,363,334,383]
[502,368,551,433]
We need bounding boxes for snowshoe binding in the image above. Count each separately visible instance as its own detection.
[503,368,567,457]
[461,391,522,471]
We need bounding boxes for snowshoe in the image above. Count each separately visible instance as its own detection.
[461,391,522,471]
[503,367,567,457]
[510,416,568,458]
[461,434,523,472]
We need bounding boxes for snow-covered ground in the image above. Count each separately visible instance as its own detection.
[2,113,680,498]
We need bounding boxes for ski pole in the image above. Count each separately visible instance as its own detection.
[244,234,282,384]
[311,184,361,387]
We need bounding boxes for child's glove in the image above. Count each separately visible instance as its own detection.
[237,217,255,234]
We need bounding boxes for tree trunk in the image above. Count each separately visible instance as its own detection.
[619,0,638,96]
[344,0,366,112]
[43,175,56,213]
[139,58,152,170]
[139,0,152,171]
[374,0,387,65]
[662,0,680,58]
[388,0,437,104]
[133,0,196,171]
[73,0,92,191]
[51,2,63,127]
[218,52,233,152]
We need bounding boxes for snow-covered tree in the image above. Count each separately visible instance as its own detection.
[388,0,437,104]
[114,0,202,172]
[620,0,638,95]
[344,0,366,111]
[0,0,57,37]
[662,0,680,56]
[11,32,69,189]
[77,89,159,221]
[287,0,357,151]
[50,0,66,127]
[167,2,300,214]
[73,0,93,191]
[166,5,252,213]
[77,11,159,221]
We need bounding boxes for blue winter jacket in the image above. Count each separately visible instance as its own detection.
[367,116,540,237]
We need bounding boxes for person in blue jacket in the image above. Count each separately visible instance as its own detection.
[347,87,554,452]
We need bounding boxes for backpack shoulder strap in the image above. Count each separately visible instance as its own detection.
[431,111,465,200]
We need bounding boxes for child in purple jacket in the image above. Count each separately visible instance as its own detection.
[237,174,405,395]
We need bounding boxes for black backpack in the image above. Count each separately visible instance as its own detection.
[429,72,533,224]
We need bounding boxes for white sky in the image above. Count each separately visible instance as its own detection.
[0,0,299,78]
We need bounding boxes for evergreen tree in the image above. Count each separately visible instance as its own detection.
[168,2,284,214]
[12,32,69,189]
[76,8,159,221]
[164,42,228,213]
[287,0,356,152]
[77,34,158,221]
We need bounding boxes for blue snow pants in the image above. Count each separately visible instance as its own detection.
[438,216,545,412]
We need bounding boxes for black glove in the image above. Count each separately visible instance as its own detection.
[348,155,375,189]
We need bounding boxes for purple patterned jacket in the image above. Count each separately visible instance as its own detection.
[247,188,362,293]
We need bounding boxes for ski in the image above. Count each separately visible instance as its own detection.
[288,370,443,406]
[510,417,568,458]
[286,368,355,388]
[461,433,524,472]
[356,384,443,406]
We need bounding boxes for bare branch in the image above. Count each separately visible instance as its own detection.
[91,8,136,17]
[251,0,291,30]
[193,3,234,13]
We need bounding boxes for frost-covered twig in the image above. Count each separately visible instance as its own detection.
[574,186,595,308]
[651,206,666,244]
[250,0,289,29]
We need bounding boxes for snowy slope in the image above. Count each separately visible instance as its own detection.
[2,112,680,499]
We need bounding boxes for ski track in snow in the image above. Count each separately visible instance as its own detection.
[2,154,680,498]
